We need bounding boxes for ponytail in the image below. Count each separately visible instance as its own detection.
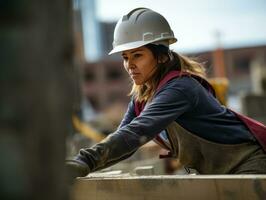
[172,52,206,78]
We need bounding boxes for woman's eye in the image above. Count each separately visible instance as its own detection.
[122,57,128,61]
[134,54,142,58]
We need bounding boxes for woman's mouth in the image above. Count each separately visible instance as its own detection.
[130,73,140,78]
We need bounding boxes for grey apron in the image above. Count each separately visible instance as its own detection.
[165,121,266,174]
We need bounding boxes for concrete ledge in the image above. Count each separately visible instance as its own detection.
[71,175,266,200]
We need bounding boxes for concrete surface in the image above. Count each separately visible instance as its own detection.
[71,175,266,200]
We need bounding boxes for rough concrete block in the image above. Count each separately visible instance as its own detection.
[133,166,154,176]
[70,175,266,200]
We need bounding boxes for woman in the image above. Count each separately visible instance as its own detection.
[66,8,266,177]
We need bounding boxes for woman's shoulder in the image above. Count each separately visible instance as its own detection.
[161,75,202,91]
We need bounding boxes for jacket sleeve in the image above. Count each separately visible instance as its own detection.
[75,81,192,173]
[118,99,136,128]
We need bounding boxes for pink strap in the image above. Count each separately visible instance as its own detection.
[230,109,266,151]
[157,71,182,91]
[156,70,216,96]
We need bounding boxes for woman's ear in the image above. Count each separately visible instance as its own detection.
[158,54,169,64]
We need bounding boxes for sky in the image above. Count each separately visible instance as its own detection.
[95,0,266,53]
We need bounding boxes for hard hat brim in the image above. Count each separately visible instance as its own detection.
[109,41,150,55]
[109,37,177,55]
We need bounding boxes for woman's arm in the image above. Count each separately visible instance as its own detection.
[118,99,136,128]
[69,80,192,174]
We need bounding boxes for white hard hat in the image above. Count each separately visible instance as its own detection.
[109,8,177,55]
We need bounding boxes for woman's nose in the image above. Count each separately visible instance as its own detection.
[127,59,135,69]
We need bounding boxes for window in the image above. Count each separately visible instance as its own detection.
[106,68,122,80]
[84,70,95,82]
[234,56,251,74]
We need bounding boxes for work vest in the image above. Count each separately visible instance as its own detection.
[134,70,266,153]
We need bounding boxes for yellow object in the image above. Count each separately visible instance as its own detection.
[208,78,229,106]
[72,115,106,142]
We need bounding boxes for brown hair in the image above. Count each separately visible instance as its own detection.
[129,44,206,102]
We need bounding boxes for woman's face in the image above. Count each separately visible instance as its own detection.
[122,46,157,85]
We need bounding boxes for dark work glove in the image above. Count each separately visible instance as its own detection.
[65,160,90,184]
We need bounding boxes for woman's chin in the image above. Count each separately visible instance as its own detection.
[132,80,143,85]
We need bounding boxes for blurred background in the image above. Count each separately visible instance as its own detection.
[1,0,266,199]
[74,0,266,120]
[70,0,266,172]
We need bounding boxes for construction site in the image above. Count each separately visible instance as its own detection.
[1,0,266,200]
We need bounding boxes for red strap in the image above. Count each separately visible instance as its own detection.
[156,71,182,91]
[156,70,216,96]
[159,151,173,159]
[230,109,266,151]
[154,135,171,150]
[134,101,145,116]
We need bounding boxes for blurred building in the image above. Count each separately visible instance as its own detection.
[73,0,103,62]
[73,0,85,63]
[82,41,266,110]
[100,22,116,58]
[188,45,266,94]
[82,60,130,111]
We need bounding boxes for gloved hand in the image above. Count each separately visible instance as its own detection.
[65,160,90,184]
